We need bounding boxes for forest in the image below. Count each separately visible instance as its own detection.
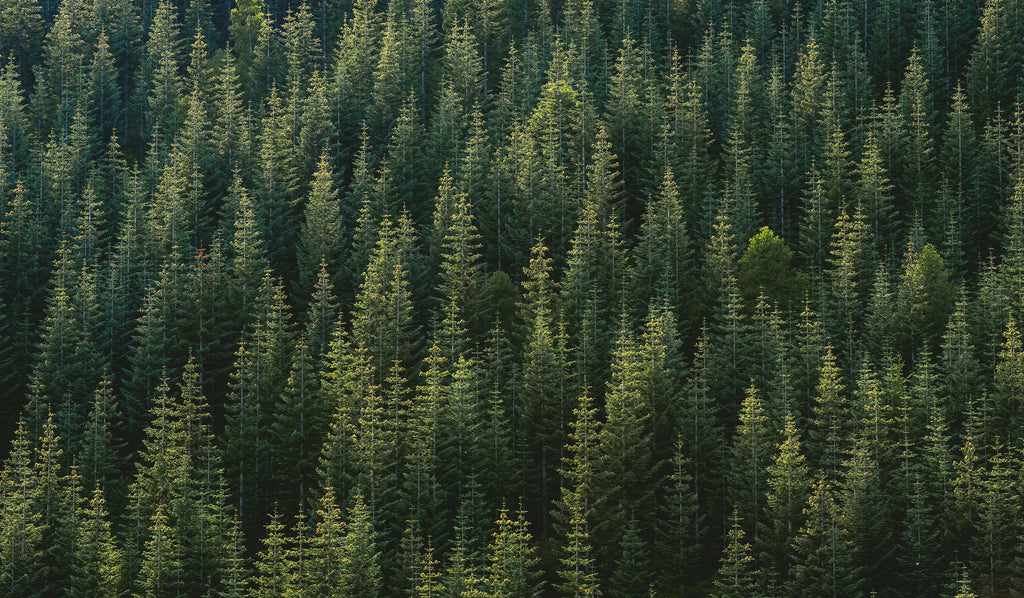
[0,0,1023,595]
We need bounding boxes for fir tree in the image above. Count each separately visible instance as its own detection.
[712,511,761,598]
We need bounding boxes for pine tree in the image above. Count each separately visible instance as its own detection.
[951,564,978,598]
[251,511,289,598]
[894,239,954,364]
[790,35,827,190]
[135,504,182,598]
[401,344,445,539]
[992,317,1024,443]
[762,63,798,240]
[855,130,898,253]
[352,213,420,387]
[30,242,106,455]
[352,361,399,535]
[210,48,250,193]
[635,167,690,310]
[790,480,861,598]
[415,540,445,597]
[597,318,655,545]
[654,434,699,592]
[563,129,628,390]
[722,40,764,247]
[224,274,293,539]
[679,327,726,557]
[940,86,983,265]
[555,391,601,596]
[305,487,346,596]
[296,154,343,297]
[175,30,215,250]
[340,495,383,597]
[604,35,651,210]
[712,511,761,598]
[444,494,489,596]
[35,3,87,135]
[519,242,571,536]
[899,50,939,235]
[432,169,486,355]
[227,175,271,330]
[762,413,810,585]
[823,204,871,378]
[556,470,600,597]
[271,320,331,514]
[79,373,125,509]
[844,362,902,594]
[144,0,184,146]
[484,505,542,597]
[807,347,850,481]
[965,0,1021,124]
[70,487,126,598]
[220,522,249,598]
[664,57,717,247]
[728,384,772,543]
[254,87,300,277]
[0,420,45,595]
[971,448,1019,596]
[953,432,981,550]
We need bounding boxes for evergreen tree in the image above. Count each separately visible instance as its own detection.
[790,480,861,598]
[341,495,383,597]
[596,318,655,551]
[0,420,45,595]
[679,327,726,559]
[606,517,651,598]
[135,503,181,598]
[296,154,343,297]
[712,511,761,598]
[351,214,420,387]
[484,505,542,597]
[738,226,805,311]
[992,317,1024,443]
[564,129,627,390]
[899,50,939,236]
[762,413,810,586]
[518,242,571,536]
[728,384,772,544]
[556,393,601,597]
[70,486,126,598]
[940,86,983,265]
[251,511,289,598]
[79,373,125,510]
[635,167,689,311]
[808,347,850,480]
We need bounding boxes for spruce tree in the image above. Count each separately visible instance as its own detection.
[791,480,861,598]
[483,505,541,597]
[0,420,45,595]
[518,242,570,536]
[341,495,383,597]
[728,384,772,543]
[70,486,126,598]
[712,511,762,598]
[555,392,601,597]
[296,154,343,298]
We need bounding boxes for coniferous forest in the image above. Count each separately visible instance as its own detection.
[5,0,1024,594]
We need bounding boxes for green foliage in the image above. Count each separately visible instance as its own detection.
[4,2,1024,596]
[738,227,806,311]
[712,511,761,598]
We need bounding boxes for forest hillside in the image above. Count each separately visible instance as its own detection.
[0,0,1022,595]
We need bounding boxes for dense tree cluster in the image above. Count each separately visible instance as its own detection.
[2,0,1024,595]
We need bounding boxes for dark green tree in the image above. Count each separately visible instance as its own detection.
[712,511,761,598]
[790,480,861,598]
